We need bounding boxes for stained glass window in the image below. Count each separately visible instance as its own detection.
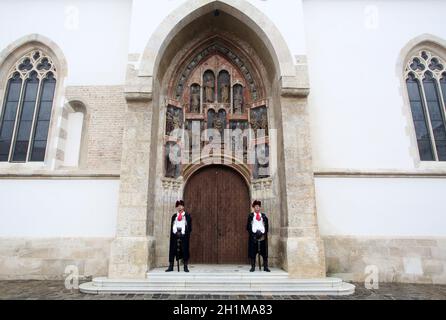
[0,50,57,162]
[405,50,446,161]
[0,73,22,161]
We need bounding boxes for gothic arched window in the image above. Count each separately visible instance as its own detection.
[405,50,446,161]
[0,50,57,162]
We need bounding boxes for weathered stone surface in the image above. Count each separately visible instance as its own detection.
[323,236,446,284]
[0,238,112,280]
[108,236,155,279]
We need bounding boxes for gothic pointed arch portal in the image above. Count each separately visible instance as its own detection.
[109,0,326,280]
[157,26,280,267]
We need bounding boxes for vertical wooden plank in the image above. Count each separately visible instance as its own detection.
[184,165,250,264]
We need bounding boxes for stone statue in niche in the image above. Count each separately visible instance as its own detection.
[165,142,181,178]
[254,144,270,179]
[230,121,249,158]
[204,71,215,103]
[166,106,183,136]
[250,106,268,136]
[213,115,225,133]
[218,71,230,103]
[221,83,230,103]
[190,84,201,113]
[230,120,248,132]
[233,85,243,114]
[207,109,226,139]
[185,120,203,152]
[207,110,215,128]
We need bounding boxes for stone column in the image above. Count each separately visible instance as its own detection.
[278,70,326,278]
[108,76,156,279]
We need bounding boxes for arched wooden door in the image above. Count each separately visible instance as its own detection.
[184,165,250,264]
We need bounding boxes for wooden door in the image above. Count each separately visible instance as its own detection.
[184,165,250,264]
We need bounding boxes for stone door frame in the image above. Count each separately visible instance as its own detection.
[108,0,326,279]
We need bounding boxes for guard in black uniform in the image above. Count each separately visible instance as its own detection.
[246,200,270,272]
[165,200,192,272]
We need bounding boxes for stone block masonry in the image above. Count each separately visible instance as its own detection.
[65,86,126,171]
[0,238,113,280]
[324,236,446,284]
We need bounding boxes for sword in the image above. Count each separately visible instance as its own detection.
[176,230,182,272]
[176,241,180,272]
[258,239,261,271]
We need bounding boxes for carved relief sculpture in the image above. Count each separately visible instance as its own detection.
[250,106,269,137]
[175,42,259,101]
[166,105,184,136]
[168,41,268,178]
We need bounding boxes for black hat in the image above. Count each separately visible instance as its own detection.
[252,200,261,207]
[175,200,185,207]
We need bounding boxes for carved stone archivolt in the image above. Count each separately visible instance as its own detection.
[174,40,262,101]
[164,37,270,179]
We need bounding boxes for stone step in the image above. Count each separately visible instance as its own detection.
[91,277,344,287]
[79,280,355,295]
[145,278,333,285]
[147,273,290,280]
[147,266,288,278]
[79,266,355,295]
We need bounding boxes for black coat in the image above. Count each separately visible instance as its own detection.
[168,212,192,263]
[246,212,268,259]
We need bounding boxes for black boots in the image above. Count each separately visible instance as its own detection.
[249,259,256,272]
[263,258,271,272]
[166,262,189,272]
[165,262,174,272]
[250,258,270,272]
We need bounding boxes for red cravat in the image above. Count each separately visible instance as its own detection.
[177,210,184,221]
[255,211,261,221]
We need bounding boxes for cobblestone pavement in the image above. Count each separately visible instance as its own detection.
[0,281,445,300]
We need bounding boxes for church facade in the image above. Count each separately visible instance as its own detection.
[1,0,446,285]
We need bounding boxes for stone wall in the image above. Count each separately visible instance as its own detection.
[324,236,446,284]
[0,238,113,280]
